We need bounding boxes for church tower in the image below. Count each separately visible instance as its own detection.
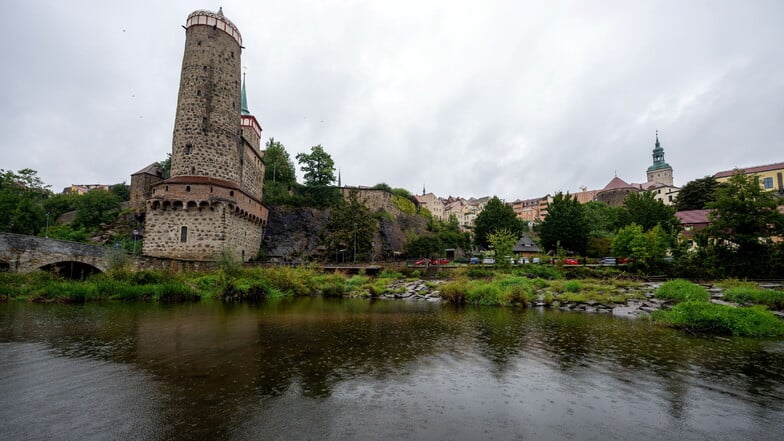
[646,132,673,186]
[143,9,268,262]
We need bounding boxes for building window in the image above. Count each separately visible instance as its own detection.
[185,143,193,154]
[180,226,188,243]
[763,177,774,189]
[186,185,191,192]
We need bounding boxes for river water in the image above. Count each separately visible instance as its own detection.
[1,298,783,441]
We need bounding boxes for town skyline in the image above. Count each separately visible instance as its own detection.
[1,1,783,200]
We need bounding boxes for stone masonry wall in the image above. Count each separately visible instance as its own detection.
[143,201,263,262]
[130,173,163,211]
[241,142,265,198]
[170,25,242,182]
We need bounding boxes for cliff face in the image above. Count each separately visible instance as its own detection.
[261,205,427,262]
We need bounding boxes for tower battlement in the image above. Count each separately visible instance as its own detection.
[185,9,242,46]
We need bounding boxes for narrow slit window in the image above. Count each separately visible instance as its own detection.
[180,226,188,243]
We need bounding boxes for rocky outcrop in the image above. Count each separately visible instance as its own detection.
[261,205,429,262]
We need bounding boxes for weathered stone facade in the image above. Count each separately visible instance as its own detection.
[143,9,267,262]
[130,164,164,211]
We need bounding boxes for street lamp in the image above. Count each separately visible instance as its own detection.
[132,229,140,254]
[45,212,50,238]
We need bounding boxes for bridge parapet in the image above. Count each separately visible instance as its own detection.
[0,232,112,273]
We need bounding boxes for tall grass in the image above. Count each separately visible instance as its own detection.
[724,287,784,310]
[655,279,710,302]
[439,276,532,307]
[652,301,784,337]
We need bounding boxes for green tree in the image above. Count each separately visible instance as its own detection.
[156,154,171,179]
[264,138,297,184]
[326,190,377,262]
[703,172,784,277]
[73,190,122,230]
[109,182,131,201]
[372,182,393,192]
[474,196,524,248]
[536,192,588,255]
[675,176,723,211]
[296,145,335,187]
[612,223,670,270]
[0,168,51,235]
[406,234,441,258]
[620,191,680,234]
[487,228,518,269]
[583,201,622,237]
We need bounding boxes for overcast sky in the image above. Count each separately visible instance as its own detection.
[1,0,782,201]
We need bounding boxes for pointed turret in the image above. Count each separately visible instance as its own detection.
[646,131,673,185]
[241,72,250,116]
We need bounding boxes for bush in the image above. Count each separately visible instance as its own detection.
[317,274,347,297]
[652,301,784,337]
[440,279,468,304]
[724,287,784,310]
[466,267,493,279]
[564,280,581,293]
[655,279,710,302]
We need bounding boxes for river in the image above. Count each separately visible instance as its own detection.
[1,298,783,440]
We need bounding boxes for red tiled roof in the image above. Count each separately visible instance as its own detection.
[675,209,711,225]
[713,162,784,179]
[602,177,633,191]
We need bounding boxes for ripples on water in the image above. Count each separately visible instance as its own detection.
[1,299,783,440]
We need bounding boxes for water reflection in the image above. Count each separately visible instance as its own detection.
[1,299,783,440]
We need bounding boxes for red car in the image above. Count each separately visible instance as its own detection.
[414,258,428,265]
[430,258,449,265]
[563,258,579,265]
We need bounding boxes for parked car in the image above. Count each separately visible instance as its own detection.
[414,258,429,265]
[469,257,480,264]
[482,257,495,265]
[617,257,629,264]
[518,257,530,264]
[563,258,579,265]
[532,257,541,264]
[598,257,617,266]
[430,258,449,265]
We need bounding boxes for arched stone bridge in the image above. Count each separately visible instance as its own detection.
[0,232,112,277]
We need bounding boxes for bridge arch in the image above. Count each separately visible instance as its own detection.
[39,261,102,280]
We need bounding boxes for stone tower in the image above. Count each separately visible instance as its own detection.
[143,9,268,262]
[646,132,673,186]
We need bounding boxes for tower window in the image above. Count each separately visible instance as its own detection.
[191,166,195,174]
[186,186,191,192]
[185,143,193,154]
[197,90,201,96]
[231,51,234,58]
[197,41,202,46]
[230,191,235,197]
[180,226,188,243]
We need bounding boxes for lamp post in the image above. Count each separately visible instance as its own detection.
[45,212,50,238]
[132,229,139,254]
[353,223,357,263]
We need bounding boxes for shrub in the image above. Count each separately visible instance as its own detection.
[466,267,493,279]
[513,264,564,280]
[564,280,581,293]
[465,282,503,306]
[440,279,469,304]
[724,287,784,310]
[652,301,784,337]
[498,283,532,307]
[221,280,271,302]
[655,279,710,302]
[317,274,347,297]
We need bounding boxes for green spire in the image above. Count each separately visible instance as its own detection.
[241,72,250,116]
[647,130,671,172]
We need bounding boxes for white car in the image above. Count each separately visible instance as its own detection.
[518,257,529,264]
[482,257,495,264]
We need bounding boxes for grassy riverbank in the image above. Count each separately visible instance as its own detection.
[1,267,782,337]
